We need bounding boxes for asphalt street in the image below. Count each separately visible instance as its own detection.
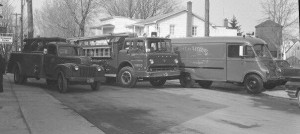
[24,79,300,134]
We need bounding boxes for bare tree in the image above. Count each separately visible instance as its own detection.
[261,0,299,37]
[35,0,99,37]
[0,0,15,61]
[100,0,178,19]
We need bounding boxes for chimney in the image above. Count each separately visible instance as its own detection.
[186,1,192,37]
[224,18,228,27]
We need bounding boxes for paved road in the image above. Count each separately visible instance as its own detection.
[25,79,300,134]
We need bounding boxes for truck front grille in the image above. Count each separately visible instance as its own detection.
[79,66,96,77]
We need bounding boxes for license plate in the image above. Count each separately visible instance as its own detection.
[87,78,94,83]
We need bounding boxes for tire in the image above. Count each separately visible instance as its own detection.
[179,73,195,88]
[244,74,263,94]
[13,65,26,84]
[91,81,101,91]
[150,78,166,87]
[57,72,68,93]
[263,83,276,90]
[118,66,137,88]
[297,90,300,108]
[198,80,213,88]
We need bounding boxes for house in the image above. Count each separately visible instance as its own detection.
[255,20,283,58]
[284,39,300,66]
[89,16,140,36]
[89,1,237,38]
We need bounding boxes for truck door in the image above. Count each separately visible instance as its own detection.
[44,44,58,78]
[226,43,246,82]
[118,40,133,66]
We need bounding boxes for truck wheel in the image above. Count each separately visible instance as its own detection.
[263,83,276,90]
[179,73,195,88]
[91,81,101,91]
[244,74,263,94]
[150,78,166,87]
[198,80,213,88]
[57,72,68,93]
[118,66,137,88]
[13,66,26,84]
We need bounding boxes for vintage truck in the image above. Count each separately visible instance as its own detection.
[69,33,180,88]
[172,36,285,94]
[7,37,105,93]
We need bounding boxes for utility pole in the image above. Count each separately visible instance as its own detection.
[13,13,21,51]
[205,0,210,37]
[27,0,34,38]
[20,0,24,50]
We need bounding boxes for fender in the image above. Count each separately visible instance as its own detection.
[118,60,135,72]
[54,63,75,78]
[242,70,266,82]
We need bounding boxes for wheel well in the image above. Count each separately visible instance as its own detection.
[118,62,133,72]
[243,73,263,83]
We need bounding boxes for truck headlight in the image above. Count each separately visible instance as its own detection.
[96,66,103,71]
[149,59,154,64]
[174,59,178,64]
[74,65,79,71]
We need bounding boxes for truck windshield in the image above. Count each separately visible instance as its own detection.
[58,46,82,56]
[253,44,272,58]
[146,39,172,53]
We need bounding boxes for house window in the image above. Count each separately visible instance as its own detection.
[192,26,197,36]
[170,25,175,35]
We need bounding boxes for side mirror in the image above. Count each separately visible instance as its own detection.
[43,49,48,54]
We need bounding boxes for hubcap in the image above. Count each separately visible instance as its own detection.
[248,79,257,89]
[14,70,19,82]
[121,71,131,84]
[58,76,63,90]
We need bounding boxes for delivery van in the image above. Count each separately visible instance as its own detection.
[172,36,285,94]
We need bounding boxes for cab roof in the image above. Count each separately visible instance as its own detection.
[171,36,266,46]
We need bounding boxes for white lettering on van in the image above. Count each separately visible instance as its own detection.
[181,46,208,56]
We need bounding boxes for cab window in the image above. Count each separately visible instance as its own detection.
[124,41,133,50]
[47,45,57,55]
[228,45,240,58]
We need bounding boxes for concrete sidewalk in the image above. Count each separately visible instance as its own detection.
[0,74,105,134]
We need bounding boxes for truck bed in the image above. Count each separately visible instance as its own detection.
[7,52,44,78]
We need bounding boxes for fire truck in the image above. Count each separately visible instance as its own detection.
[68,33,180,88]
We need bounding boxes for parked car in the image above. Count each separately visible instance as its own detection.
[275,59,300,85]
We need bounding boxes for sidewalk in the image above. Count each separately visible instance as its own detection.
[0,74,105,134]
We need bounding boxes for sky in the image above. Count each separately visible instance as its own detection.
[12,0,297,34]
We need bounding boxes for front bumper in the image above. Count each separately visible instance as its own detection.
[67,76,106,84]
[135,70,180,79]
[266,76,286,85]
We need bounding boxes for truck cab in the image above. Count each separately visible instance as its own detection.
[70,34,180,87]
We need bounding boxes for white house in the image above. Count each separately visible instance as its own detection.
[89,16,140,36]
[89,1,237,38]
